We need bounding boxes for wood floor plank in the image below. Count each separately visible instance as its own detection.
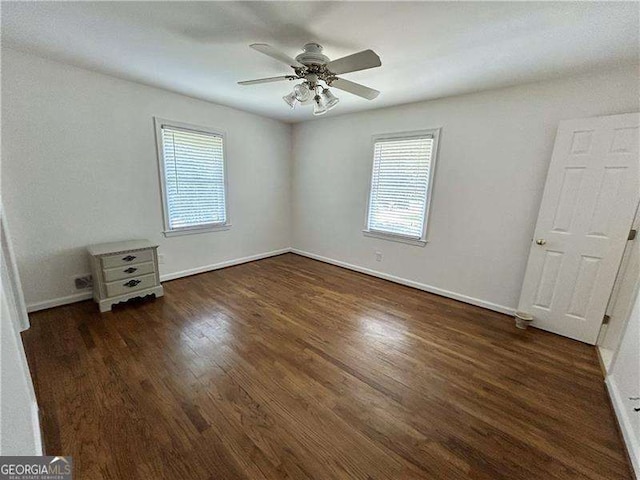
[22,253,633,479]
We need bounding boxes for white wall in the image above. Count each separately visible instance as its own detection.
[1,49,292,309]
[291,66,640,312]
[607,286,640,478]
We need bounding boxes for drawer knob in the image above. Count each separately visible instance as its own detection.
[123,279,141,288]
[124,267,137,274]
[122,255,137,262]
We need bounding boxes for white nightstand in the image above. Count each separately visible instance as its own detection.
[87,239,164,312]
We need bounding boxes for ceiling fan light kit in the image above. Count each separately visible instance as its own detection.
[239,42,381,115]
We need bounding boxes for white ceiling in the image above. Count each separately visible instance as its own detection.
[2,2,638,123]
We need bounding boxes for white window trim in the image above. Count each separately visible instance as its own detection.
[154,117,231,238]
[362,128,441,246]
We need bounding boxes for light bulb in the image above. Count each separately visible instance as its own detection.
[283,91,298,109]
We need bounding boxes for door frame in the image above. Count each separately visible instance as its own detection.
[0,203,29,332]
[598,199,640,368]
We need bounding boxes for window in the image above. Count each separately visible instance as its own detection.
[364,130,439,245]
[154,118,229,237]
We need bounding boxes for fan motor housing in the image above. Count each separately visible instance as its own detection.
[295,43,330,66]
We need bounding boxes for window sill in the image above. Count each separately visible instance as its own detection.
[164,223,231,238]
[362,229,427,246]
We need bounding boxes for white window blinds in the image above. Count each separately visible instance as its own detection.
[367,135,435,239]
[159,125,227,231]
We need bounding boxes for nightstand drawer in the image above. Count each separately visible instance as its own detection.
[103,261,155,282]
[105,273,157,297]
[102,249,153,269]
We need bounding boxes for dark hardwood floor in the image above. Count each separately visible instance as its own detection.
[22,253,632,479]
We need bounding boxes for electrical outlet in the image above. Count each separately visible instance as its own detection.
[375,251,383,262]
[158,254,165,264]
[74,274,93,290]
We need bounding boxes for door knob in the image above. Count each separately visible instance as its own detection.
[536,239,546,246]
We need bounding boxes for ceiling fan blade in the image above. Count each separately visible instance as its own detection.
[326,49,381,75]
[330,78,380,100]
[250,43,304,68]
[238,75,296,85]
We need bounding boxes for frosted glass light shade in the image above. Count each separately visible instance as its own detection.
[322,89,339,110]
[313,95,327,115]
[293,83,311,102]
[283,91,298,109]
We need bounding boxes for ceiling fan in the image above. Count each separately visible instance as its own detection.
[238,42,382,115]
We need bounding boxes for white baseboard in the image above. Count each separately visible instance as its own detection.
[25,248,292,313]
[597,345,614,373]
[605,376,640,479]
[159,248,291,282]
[26,292,93,313]
[291,249,516,316]
[26,247,514,317]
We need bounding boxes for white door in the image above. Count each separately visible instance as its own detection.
[518,113,639,344]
